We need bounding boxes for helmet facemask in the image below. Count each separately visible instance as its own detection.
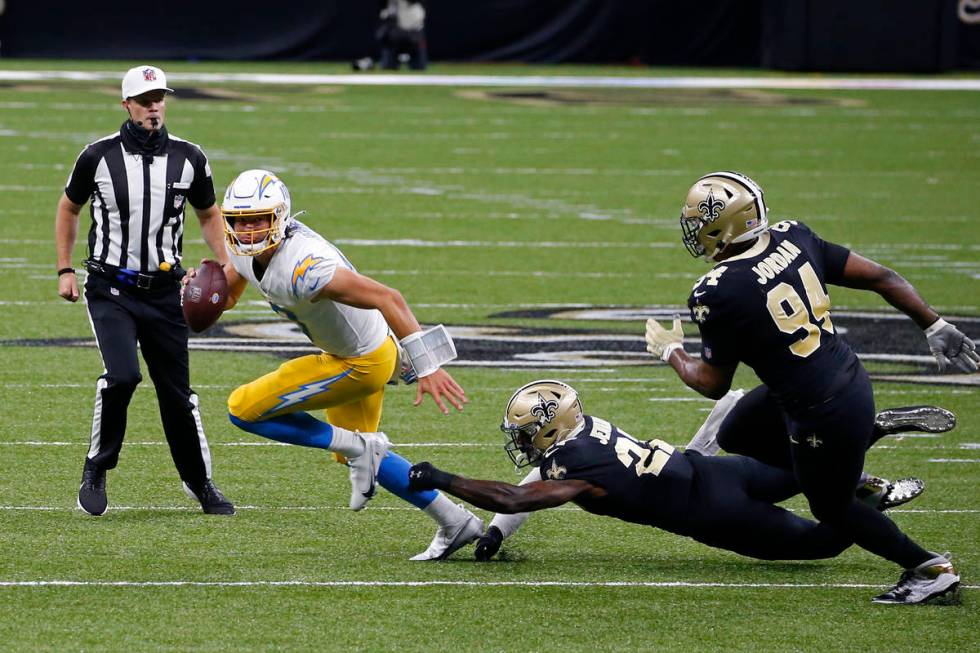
[500,380,583,469]
[680,171,768,262]
[221,170,294,257]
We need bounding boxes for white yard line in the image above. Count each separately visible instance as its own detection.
[3,70,980,91]
[0,579,975,589]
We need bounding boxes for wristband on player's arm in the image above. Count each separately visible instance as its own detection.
[409,462,457,491]
[923,317,948,337]
[400,324,457,379]
[661,342,684,362]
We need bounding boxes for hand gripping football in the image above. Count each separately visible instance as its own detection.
[182,260,228,332]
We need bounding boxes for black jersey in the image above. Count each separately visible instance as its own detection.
[687,221,855,411]
[538,415,695,531]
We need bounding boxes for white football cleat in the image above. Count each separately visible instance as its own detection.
[348,431,389,511]
[410,503,483,561]
[686,388,744,456]
[872,553,960,605]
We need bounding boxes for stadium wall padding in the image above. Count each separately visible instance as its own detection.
[1,0,977,70]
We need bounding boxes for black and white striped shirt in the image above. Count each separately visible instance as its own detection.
[65,123,216,273]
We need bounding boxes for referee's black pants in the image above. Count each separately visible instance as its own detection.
[83,274,211,486]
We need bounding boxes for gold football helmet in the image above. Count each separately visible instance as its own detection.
[680,171,768,262]
[500,380,583,468]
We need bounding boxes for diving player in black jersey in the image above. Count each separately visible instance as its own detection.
[643,171,973,604]
[408,381,935,582]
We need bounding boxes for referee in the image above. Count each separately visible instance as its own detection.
[55,65,235,516]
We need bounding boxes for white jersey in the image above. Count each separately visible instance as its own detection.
[228,220,389,358]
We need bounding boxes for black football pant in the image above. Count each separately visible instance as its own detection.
[83,274,211,485]
[715,370,931,569]
[681,453,852,560]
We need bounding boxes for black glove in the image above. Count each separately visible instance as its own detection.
[408,462,456,492]
[474,525,503,562]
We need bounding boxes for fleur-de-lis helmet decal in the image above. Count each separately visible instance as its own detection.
[697,189,726,221]
[530,393,559,421]
[680,171,769,263]
[500,380,584,468]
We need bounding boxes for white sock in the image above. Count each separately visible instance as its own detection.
[328,426,366,458]
[423,492,461,526]
[687,388,744,455]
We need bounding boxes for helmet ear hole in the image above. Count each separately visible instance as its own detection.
[706,229,721,237]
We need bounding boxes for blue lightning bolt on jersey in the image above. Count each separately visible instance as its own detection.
[538,415,695,531]
[687,221,856,412]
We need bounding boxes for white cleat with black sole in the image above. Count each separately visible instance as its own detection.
[411,504,484,561]
[872,553,961,605]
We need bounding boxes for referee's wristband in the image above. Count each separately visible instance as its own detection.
[57,267,75,277]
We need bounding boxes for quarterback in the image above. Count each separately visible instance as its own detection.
[643,171,974,604]
[187,169,481,560]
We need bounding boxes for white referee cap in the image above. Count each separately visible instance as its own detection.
[121,65,174,99]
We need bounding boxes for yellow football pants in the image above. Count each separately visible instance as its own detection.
[227,336,397,461]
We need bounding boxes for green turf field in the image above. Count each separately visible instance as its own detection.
[0,62,977,651]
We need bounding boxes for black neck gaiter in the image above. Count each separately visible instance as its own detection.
[120,120,169,162]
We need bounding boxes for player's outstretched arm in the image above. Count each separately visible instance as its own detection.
[319,268,468,411]
[838,252,978,373]
[408,462,597,513]
[475,466,541,561]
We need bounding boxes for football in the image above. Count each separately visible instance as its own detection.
[181,260,228,332]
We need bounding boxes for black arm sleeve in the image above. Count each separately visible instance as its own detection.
[187,148,216,210]
[64,147,98,205]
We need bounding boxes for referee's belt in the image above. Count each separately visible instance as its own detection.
[84,260,181,291]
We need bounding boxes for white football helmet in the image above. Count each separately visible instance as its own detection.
[680,171,769,262]
[501,380,583,468]
[221,169,295,256]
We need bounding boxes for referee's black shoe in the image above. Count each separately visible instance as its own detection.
[183,480,236,515]
[77,458,108,516]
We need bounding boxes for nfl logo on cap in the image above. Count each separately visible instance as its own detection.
[121,64,174,99]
